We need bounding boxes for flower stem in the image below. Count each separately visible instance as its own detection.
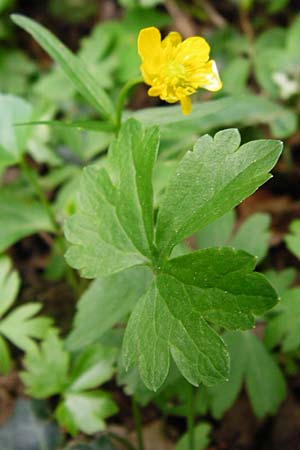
[187,383,196,450]
[20,156,80,295]
[132,396,144,450]
[115,77,143,134]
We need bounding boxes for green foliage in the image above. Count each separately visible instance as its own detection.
[285,220,300,260]
[254,16,300,100]
[206,331,286,418]
[134,94,296,139]
[0,94,33,169]
[21,331,118,435]
[0,50,36,95]
[0,187,55,252]
[65,119,282,391]
[11,15,115,121]
[265,288,300,352]
[155,128,280,256]
[66,266,152,351]
[197,210,271,263]
[0,256,52,373]
[174,422,211,450]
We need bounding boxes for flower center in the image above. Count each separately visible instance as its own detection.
[163,62,187,85]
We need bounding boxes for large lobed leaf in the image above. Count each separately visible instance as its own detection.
[65,119,159,277]
[156,129,282,256]
[123,248,278,391]
[65,119,282,391]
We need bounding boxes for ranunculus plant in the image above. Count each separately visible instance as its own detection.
[11,13,283,450]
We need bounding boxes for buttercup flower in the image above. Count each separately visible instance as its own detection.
[138,27,222,115]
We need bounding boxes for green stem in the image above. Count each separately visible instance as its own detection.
[115,77,143,134]
[132,396,144,450]
[187,383,196,450]
[20,156,80,295]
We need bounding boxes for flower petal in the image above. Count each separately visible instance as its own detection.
[138,27,161,61]
[176,36,210,62]
[162,31,182,49]
[180,96,192,115]
[202,60,223,92]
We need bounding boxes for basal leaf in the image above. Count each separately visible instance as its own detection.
[156,129,282,256]
[68,344,117,392]
[11,15,115,121]
[0,303,53,352]
[207,331,286,418]
[265,287,300,352]
[56,391,117,435]
[243,332,286,417]
[21,330,70,398]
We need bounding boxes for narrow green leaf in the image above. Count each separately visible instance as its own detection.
[11,14,115,121]
[0,335,11,375]
[15,120,115,133]
[156,129,282,256]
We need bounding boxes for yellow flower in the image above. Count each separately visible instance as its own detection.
[138,27,222,115]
